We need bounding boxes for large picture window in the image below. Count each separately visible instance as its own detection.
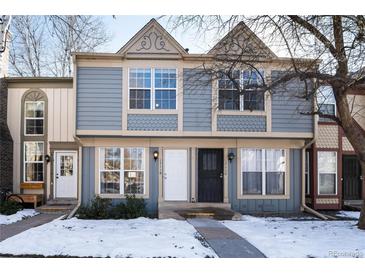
[24,142,44,182]
[218,69,265,111]
[241,148,286,196]
[99,147,145,195]
[318,151,337,195]
[129,68,177,110]
[25,101,44,135]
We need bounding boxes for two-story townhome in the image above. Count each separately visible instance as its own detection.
[5,19,316,216]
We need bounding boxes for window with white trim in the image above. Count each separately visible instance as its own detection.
[99,147,145,195]
[241,148,286,195]
[218,69,265,111]
[24,142,44,182]
[318,151,337,195]
[317,86,336,117]
[25,101,44,135]
[129,68,177,110]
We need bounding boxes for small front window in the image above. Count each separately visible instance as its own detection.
[24,142,44,182]
[25,101,44,135]
[318,151,337,195]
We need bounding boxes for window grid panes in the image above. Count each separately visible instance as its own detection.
[129,68,177,110]
[25,101,44,135]
[218,69,265,111]
[99,147,145,195]
[241,148,286,196]
[24,142,44,182]
[318,151,337,195]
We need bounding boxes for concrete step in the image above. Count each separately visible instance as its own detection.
[46,199,77,206]
[36,204,76,214]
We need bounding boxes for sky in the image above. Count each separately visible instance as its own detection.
[102,16,218,54]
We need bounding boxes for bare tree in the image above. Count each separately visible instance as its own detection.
[167,15,365,229]
[9,15,110,77]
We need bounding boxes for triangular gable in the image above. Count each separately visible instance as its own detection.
[117,19,187,56]
[208,22,276,59]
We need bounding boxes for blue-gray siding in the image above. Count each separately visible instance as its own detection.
[127,114,178,131]
[217,115,266,132]
[271,71,313,133]
[183,69,212,131]
[81,147,159,216]
[229,148,302,213]
[77,67,122,130]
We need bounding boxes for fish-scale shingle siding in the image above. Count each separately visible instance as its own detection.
[77,67,122,130]
[217,115,266,132]
[127,114,178,131]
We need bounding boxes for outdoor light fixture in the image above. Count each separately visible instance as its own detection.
[228,152,235,162]
[45,154,51,163]
[153,151,159,161]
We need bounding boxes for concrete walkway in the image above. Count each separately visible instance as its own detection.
[188,218,266,258]
[0,213,64,242]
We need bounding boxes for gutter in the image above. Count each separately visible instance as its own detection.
[67,135,83,219]
[300,98,330,220]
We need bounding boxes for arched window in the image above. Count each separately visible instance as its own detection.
[23,90,46,136]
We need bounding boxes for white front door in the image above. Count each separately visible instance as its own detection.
[164,149,188,201]
[55,151,78,198]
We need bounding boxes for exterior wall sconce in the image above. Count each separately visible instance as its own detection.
[153,151,159,161]
[228,152,235,162]
[45,154,51,163]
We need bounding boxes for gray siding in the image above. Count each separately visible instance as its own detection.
[229,148,302,213]
[81,147,95,205]
[217,115,266,132]
[183,69,212,131]
[81,147,159,216]
[127,114,178,131]
[271,71,313,133]
[77,67,122,130]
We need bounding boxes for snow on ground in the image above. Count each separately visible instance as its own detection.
[0,217,216,258]
[0,209,38,225]
[335,211,361,219]
[223,215,365,258]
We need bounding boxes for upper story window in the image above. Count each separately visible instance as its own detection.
[317,86,336,117]
[25,101,45,135]
[129,68,177,110]
[218,69,265,111]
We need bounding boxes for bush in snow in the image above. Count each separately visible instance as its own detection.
[77,195,147,219]
[0,200,23,215]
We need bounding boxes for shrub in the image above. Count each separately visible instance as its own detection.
[77,195,147,219]
[0,200,23,215]
[77,196,112,219]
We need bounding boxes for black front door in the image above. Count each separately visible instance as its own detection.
[343,155,362,200]
[198,149,224,202]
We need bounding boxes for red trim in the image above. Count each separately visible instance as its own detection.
[318,121,337,125]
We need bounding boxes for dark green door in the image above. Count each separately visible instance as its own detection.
[343,155,362,200]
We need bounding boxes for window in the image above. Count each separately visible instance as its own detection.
[318,151,337,195]
[218,69,265,111]
[25,101,44,135]
[129,68,177,110]
[241,148,286,196]
[317,86,336,116]
[24,142,44,182]
[99,147,145,195]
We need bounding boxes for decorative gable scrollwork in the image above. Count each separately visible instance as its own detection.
[136,31,170,52]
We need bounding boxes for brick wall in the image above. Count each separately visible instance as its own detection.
[0,77,13,191]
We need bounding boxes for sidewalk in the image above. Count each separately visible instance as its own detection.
[188,218,266,258]
[0,213,64,242]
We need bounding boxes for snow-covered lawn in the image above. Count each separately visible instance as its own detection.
[0,217,216,258]
[0,209,38,225]
[335,211,361,219]
[223,215,365,258]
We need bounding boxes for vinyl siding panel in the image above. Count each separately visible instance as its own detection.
[271,71,313,133]
[229,148,302,213]
[217,115,266,132]
[127,114,178,131]
[77,67,122,130]
[183,69,212,131]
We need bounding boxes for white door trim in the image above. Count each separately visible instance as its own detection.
[54,150,78,199]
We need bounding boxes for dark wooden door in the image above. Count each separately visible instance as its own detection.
[343,155,362,200]
[198,149,224,202]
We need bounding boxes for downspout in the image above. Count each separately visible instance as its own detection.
[67,135,83,219]
[300,95,329,220]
